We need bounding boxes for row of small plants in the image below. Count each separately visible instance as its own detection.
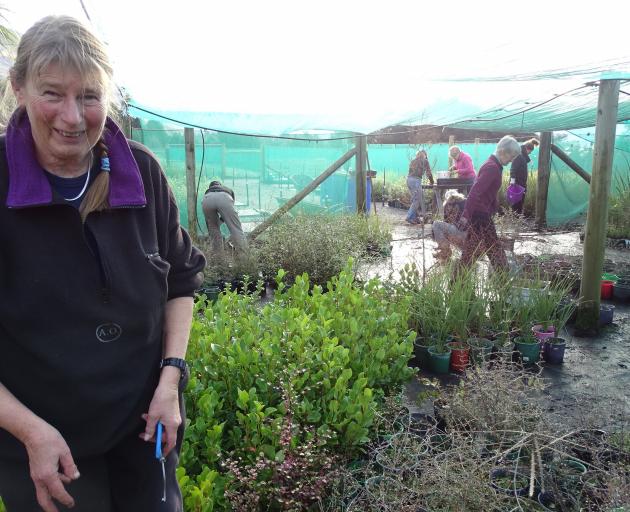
[396,261,577,374]
[178,261,416,510]
[199,213,393,290]
[322,365,630,511]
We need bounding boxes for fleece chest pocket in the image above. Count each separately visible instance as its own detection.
[146,251,171,276]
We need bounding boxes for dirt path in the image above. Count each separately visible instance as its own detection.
[370,204,630,431]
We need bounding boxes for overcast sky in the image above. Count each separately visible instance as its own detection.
[4,0,630,118]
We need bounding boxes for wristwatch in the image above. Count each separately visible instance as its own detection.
[160,357,188,380]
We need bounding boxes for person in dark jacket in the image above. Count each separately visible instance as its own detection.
[456,136,521,271]
[406,149,434,225]
[509,138,539,214]
[202,180,248,254]
[0,16,205,512]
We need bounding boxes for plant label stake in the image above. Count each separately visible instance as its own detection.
[155,421,167,502]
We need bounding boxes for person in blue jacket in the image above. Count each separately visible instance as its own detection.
[0,15,205,511]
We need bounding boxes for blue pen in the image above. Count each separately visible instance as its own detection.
[155,421,166,502]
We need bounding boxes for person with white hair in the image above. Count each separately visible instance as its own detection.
[456,136,522,270]
[448,145,476,181]
[432,189,467,261]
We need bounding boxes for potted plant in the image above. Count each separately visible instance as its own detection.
[489,467,530,496]
[374,432,427,474]
[413,336,433,371]
[427,337,452,375]
[447,338,470,372]
[514,333,541,365]
[545,337,567,364]
[468,337,494,366]
[537,490,580,511]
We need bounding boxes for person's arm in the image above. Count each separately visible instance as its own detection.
[460,153,475,177]
[0,383,79,512]
[461,166,493,221]
[140,296,194,456]
[425,160,434,184]
[510,155,525,182]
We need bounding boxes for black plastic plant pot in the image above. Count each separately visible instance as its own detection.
[613,282,630,301]
[537,490,580,511]
[489,467,530,496]
[407,411,437,437]
[545,337,567,364]
[599,304,615,326]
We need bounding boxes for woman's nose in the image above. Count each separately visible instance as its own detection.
[60,97,83,125]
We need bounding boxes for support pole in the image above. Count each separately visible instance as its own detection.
[356,135,367,214]
[535,132,552,229]
[474,137,480,168]
[448,135,455,170]
[550,144,591,184]
[577,79,620,332]
[184,127,198,238]
[248,148,357,241]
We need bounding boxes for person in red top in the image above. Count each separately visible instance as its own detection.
[448,146,476,181]
[456,136,521,271]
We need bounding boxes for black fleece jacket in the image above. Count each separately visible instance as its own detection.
[0,137,205,460]
[510,147,530,188]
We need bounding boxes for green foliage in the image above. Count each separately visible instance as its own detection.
[181,261,415,509]
[0,497,4,512]
[607,172,630,239]
[254,213,392,286]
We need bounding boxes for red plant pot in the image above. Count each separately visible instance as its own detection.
[600,280,614,300]
[447,341,470,372]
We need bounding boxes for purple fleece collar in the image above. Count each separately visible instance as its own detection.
[6,113,146,208]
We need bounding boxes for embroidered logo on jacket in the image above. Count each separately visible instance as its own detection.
[96,323,123,343]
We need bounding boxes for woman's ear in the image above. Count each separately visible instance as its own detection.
[10,77,26,107]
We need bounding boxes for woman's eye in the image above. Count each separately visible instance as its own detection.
[43,90,61,99]
[82,94,101,105]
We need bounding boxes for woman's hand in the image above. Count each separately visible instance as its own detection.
[140,369,181,456]
[24,422,80,512]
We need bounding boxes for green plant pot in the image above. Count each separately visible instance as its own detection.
[468,337,494,365]
[490,467,530,496]
[427,345,452,374]
[514,337,540,365]
[413,337,432,370]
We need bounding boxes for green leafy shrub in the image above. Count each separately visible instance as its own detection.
[181,262,415,509]
[254,213,392,286]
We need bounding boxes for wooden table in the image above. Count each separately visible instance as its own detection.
[422,178,475,216]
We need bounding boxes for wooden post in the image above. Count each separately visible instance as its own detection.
[260,143,267,183]
[550,144,591,184]
[248,148,357,241]
[221,144,226,180]
[356,135,367,214]
[535,132,552,229]
[474,137,480,168]
[448,135,455,170]
[184,127,198,238]
[577,79,620,332]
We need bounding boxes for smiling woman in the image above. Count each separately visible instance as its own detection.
[0,15,205,512]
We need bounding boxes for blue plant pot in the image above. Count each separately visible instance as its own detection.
[599,304,615,326]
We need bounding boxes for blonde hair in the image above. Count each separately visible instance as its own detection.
[9,16,114,222]
[444,189,465,205]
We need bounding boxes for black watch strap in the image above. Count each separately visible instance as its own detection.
[160,357,188,379]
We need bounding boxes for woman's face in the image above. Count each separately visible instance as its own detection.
[13,62,107,175]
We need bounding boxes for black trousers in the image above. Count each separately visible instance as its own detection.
[0,428,182,511]
[0,381,187,512]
